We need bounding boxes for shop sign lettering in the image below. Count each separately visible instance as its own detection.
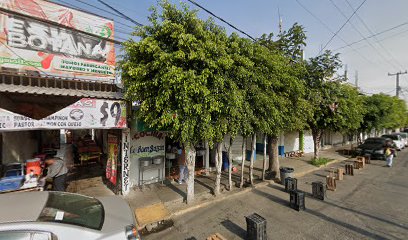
[132,145,165,154]
[0,98,127,131]
[122,129,131,195]
[132,131,165,140]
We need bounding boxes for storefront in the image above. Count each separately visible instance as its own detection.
[123,114,210,192]
[0,96,128,195]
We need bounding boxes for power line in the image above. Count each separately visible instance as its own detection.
[328,0,399,71]
[344,0,404,69]
[185,0,256,41]
[333,21,408,51]
[55,0,135,30]
[97,0,143,27]
[295,0,378,66]
[320,0,367,54]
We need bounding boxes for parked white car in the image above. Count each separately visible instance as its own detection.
[382,134,404,150]
[393,132,408,147]
[0,191,140,240]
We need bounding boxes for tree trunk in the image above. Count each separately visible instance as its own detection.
[248,133,256,185]
[262,134,267,181]
[228,137,234,191]
[214,142,223,196]
[312,128,323,159]
[185,143,196,204]
[268,135,280,180]
[240,137,246,188]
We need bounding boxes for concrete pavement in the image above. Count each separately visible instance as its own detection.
[129,145,352,229]
[144,148,408,240]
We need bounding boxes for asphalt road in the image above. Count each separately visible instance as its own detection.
[145,149,408,240]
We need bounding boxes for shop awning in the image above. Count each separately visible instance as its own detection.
[0,73,124,119]
[0,83,124,100]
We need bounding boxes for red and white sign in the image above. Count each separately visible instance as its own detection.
[0,98,127,131]
[0,0,115,81]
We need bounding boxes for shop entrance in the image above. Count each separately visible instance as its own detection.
[0,128,122,197]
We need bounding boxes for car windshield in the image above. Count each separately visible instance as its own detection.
[382,135,398,140]
[38,192,104,230]
[364,138,385,144]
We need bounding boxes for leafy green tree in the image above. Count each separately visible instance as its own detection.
[257,24,310,180]
[120,1,236,203]
[360,94,407,134]
[305,51,364,158]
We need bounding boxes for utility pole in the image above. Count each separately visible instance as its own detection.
[344,64,348,82]
[355,70,358,88]
[388,71,408,97]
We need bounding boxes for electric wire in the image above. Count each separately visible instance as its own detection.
[320,0,367,54]
[333,21,408,51]
[54,0,135,30]
[185,0,256,41]
[295,0,378,67]
[97,0,143,27]
[344,0,404,69]
[328,0,399,71]
[73,0,142,27]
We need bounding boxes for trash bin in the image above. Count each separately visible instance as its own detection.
[280,167,294,185]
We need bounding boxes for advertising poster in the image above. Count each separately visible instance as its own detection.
[0,98,127,131]
[129,131,166,186]
[107,134,118,185]
[0,0,115,81]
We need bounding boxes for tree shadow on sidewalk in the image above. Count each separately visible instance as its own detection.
[252,188,288,208]
[304,208,391,239]
[321,200,408,231]
[164,181,187,202]
[221,219,246,239]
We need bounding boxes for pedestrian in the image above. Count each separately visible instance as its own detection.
[384,145,394,167]
[177,146,188,184]
[43,157,68,191]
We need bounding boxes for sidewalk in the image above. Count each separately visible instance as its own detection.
[126,145,352,229]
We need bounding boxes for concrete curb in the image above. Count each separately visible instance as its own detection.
[168,159,349,218]
[137,157,349,231]
[171,180,273,218]
[294,158,347,178]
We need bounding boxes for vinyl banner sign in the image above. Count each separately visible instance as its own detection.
[0,98,127,131]
[0,0,115,80]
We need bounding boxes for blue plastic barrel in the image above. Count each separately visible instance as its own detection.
[222,151,229,171]
[278,146,285,156]
[246,150,257,161]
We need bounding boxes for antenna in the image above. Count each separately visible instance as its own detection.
[278,7,283,33]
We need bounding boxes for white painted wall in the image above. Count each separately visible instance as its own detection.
[283,131,299,152]
[303,130,314,153]
[331,132,344,146]
[1,131,38,164]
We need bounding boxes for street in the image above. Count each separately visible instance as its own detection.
[145,151,408,240]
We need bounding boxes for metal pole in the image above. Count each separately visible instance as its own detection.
[388,71,407,97]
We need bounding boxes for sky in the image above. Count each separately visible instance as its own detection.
[54,0,408,100]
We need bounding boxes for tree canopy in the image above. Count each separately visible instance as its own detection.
[120,0,407,201]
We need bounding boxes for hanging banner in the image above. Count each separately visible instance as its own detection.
[0,98,127,131]
[121,128,130,195]
[106,134,118,185]
[0,0,115,81]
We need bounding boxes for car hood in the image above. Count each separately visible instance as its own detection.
[97,196,135,233]
[357,143,383,150]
